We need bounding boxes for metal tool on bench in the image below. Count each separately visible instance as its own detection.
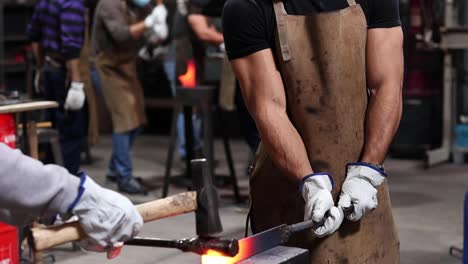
[126,237,238,257]
[28,159,230,255]
[201,206,354,263]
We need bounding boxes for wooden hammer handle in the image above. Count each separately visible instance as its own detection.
[31,191,197,251]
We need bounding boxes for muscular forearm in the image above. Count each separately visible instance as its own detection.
[254,108,313,182]
[188,15,224,45]
[361,85,402,164]
[195,26,224,45]
[0,143,79,226]
[361,27,404,165]
[66,58,81,82]
[233,49,313,182]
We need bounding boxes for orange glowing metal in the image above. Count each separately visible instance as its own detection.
[201,238,255,264]
[178,59,197,88]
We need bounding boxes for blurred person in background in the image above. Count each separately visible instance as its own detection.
[28,0,87,175]
[91,0,168,195]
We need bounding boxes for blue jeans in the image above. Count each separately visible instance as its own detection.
[177,112,202,158]
[107,128,141,178]
[164,56,202,158]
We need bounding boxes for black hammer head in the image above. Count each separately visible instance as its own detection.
[191,158,223,237]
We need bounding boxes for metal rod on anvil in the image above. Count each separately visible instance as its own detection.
[201,205,355,263]
[126,237,239,257]
[288,205,355,236]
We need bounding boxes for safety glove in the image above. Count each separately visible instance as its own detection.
[338,163,387,221]
[219,43,225,53]
[300,173,343,237]
[64,82,85,110]
[144,4,168,29]
[66,173,143,258]
[152,23,169,42]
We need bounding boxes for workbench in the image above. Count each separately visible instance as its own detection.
[0,100,58,156]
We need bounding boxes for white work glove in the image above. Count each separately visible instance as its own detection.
[176,0,188,16]
[338,163,387,222]
[144,4,168,28]
[152,23,169,42]
[64,82,85,110]
[68,173,143,258]
[300,173,342,237]
[219,43,225,53]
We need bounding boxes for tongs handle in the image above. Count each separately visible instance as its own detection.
[288,206,355,234]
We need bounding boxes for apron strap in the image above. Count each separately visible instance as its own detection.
[347,0,357,6]
[273,0,291,61]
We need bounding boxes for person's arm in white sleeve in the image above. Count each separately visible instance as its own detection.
[0,143,143,255]
[0,143,80,225]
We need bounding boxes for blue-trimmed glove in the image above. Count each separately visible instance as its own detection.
[300,173,343,237]
[68,173,143,256]
[338,163,387,221]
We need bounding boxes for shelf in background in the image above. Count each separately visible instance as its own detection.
[1,61,27,73]
[3,35,28,42]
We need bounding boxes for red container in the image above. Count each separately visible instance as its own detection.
[0,223,18,264]
[0,114,16,149]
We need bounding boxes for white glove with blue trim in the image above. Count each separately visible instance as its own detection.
[68,173,143,257]
[338,163,387,221]
[300,173,343,237]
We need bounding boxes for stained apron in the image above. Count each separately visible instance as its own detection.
[93,5,146,134]
[249,0,400,263]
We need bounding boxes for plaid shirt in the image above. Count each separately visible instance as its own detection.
[27,0,86,60]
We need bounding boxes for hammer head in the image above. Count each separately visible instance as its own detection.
[191,158,223,237]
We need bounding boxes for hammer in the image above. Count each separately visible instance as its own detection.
[29,159,225,252]
[123,158,239,257]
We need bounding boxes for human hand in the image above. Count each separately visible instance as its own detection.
[338,163,387,221]
[300,173,340,237]
[69,173,143,257]
[219,43,225,53]
[144,4,168,28]
[64,82,85,110]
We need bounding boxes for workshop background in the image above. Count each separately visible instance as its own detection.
[0,0,468,263]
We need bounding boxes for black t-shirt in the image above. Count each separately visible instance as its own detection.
[222,0,401,60]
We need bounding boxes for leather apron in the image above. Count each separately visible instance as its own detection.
[249,0,400,263]
[94,2,146,133]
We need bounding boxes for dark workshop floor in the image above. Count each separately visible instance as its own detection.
[47,135,467,264]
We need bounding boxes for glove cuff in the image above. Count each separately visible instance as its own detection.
[66,172,87,214]
[299,172,334,193]
[346,162,387,187]
[70,82,84,90]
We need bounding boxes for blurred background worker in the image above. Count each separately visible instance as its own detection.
[91,0,168,195]
[170,0,259,162]
[186,0,260,159]
[168,0,225,161]
[0,143,142,256]
[27,0,88,176]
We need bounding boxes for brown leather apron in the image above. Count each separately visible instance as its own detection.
[94,2,146,133]
[249,0,400,262]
